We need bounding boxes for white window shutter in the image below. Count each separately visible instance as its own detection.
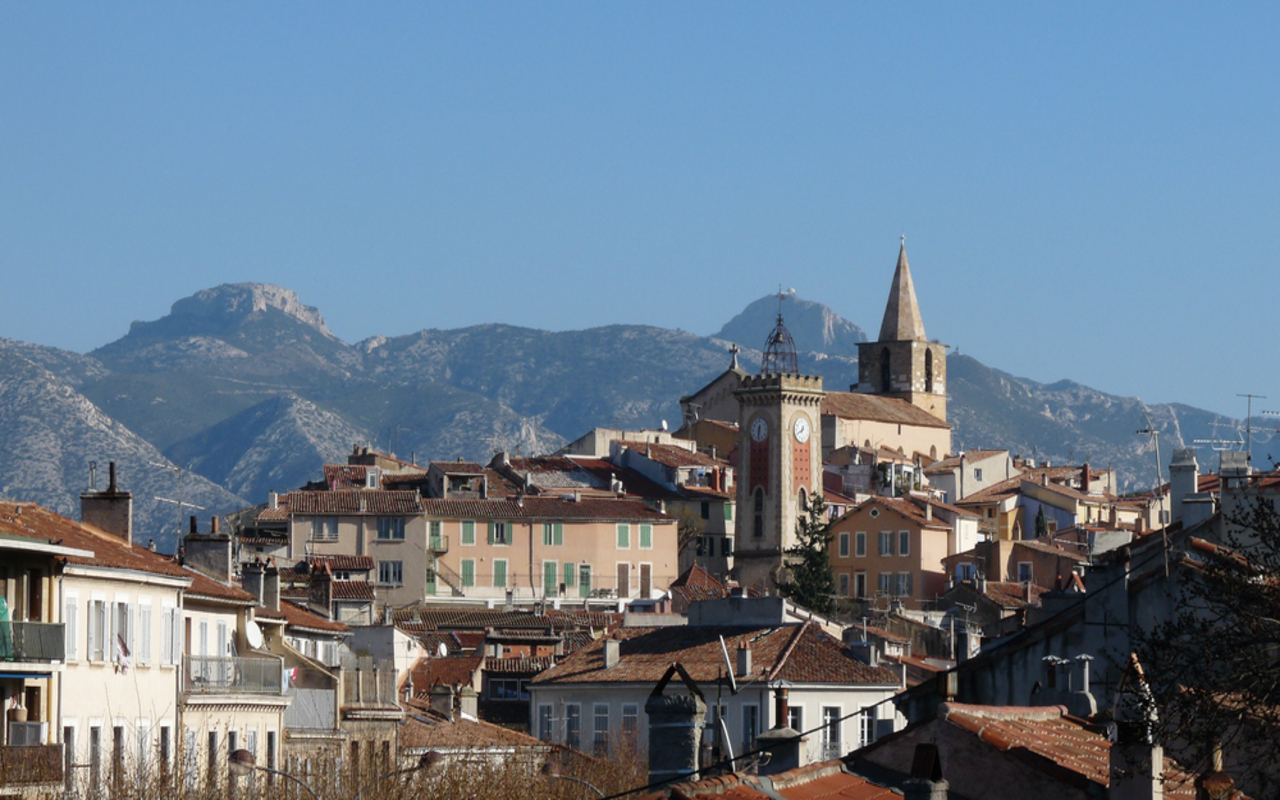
[161,609,173,666]
[87,602,97,661]
[140,605,152,666]
[64,598,78,661]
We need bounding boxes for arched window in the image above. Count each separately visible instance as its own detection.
[798,487,808,513]
[880,348,891,393]
[924,349,934,393]
[753,489,765,539]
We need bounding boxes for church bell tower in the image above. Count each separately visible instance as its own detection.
[734,296,825,593]
[856,239,948,423]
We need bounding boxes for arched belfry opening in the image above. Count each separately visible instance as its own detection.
[880,348,891,393]
[925,349,934,393]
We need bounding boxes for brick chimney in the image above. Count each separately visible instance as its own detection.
[183,516,232,583]
[310,563,334,619]
[80,461,133,545]
[242,559,265,604]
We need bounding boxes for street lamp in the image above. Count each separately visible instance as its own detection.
[350,751,444,800]
[229,748,321,800]
[541,761,604,798]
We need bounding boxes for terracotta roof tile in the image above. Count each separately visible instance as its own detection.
[485,656,556,674]
[429,460,486,475]
[614,441,727,469]
[408,655,483,690]
[306,554,375,572]
[821,392,951,429]
[0,500,189,578]
[323,464,369,490]
[330,581,376,600]
[183,567,258,604]
[274,490,424,516]
[277,600,350,633]
[399,708,546,750]
[533,623,898,686]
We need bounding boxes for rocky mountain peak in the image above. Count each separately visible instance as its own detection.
[713,293,867,357]
[168,283,332,336]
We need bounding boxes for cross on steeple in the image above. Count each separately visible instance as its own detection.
[728,342,740,370]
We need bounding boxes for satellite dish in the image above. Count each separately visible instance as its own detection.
[437,642,448,658]
[245,620,264,650]
[661,420,669,431]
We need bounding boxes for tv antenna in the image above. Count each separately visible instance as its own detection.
[151,461,200,541]
[1238,393,1267,462]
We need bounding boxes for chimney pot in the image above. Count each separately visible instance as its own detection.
[189,515,198,534]
[603,638,621,669]
[210,515,219,534]
[108,461,118,493]
[737,640,753,677]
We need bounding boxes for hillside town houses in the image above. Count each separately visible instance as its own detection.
[1,242,1269,798]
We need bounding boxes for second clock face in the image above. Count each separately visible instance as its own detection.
[793,417,811,443]
[750,417,769,442]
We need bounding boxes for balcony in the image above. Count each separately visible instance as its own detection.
[0,744,62,788]
[183,655,282,695]
[0,622,65,663]
[429,534,449,555]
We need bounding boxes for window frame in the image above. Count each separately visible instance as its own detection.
[898,530,910,558]
[838,531,850,558]
[878,531,894,556]
[378,560,404,587]
[855,531,866,558]
[492,558,508,588]
[461,521,476,546]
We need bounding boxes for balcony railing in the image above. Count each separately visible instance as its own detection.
[0,622,65,663]
[0,744,62,787]
[183,655,282,695]
[429,534,449,554]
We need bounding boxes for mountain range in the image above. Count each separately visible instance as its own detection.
[0,282,1259,551]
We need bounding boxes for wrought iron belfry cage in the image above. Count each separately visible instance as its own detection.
[761,313,799,375]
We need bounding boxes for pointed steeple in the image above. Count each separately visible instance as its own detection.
[878,237,927,342]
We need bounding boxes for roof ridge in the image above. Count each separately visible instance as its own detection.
[768,621,811,680]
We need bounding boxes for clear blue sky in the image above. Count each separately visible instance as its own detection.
[2,4,1277,418]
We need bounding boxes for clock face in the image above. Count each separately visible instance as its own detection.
[750,418,769,442]
[793,417,811,444]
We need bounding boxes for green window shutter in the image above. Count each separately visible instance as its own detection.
[564,562,576,588]
[554,523,563,546]
[542,523,552,546]
[493,561,507,588]
[488,521,495,545]
[640,525,652,549]
[724,504,733,521]
[461,560,475,587]
[544,562,557,594]
[461,521,475,545]
[617,524,629,549]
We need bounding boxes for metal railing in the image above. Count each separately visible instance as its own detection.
[429,534,449,554]
[183,655,282,694]
[0,744,62,786]
[0,622,65,662]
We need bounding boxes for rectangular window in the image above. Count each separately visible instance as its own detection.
[822,707,842,760]
[543,561,558,595]
[493,559,507,588]
[565,705,581,750]
[701,501,710,520]
[578,564,592,596]
[161,607,173,666]
[563,562,576,589]
[855,572,867,599]
[878,572,892,595]
[855,531,866,557]
[64,595,78,661]
[787,706,804,733]
[543,523,555,546]
[722,537,733,557]
[839,573,850,596]
[182,730,196,789]
[113,602,132,667]
[838,532,850,558]
[897,572,913,597]
[428,520,443,549]
[899,530,910,557]
[553,523,564,546]
[956,563,976,582]
[487,521,510,545]
[378,561,403,586]
[89,599,106,661]
[622,704,639,742]
[137,721,150,774]
[859,711,875,747]
[461,559,475,587]
[741,704,759,754]
[489,678,520,700]
[724,504,733,521]
[139,603,152,666]
[216,621,228,656]
[206,731,218,787]
[377,517,406,540]
[311,517,338,541]
[89,726,102,787]
[616,524,630,549]
[461,521,476,546]
[199,620,209,657]
[640,525,652,549]
[538,706,554,743]
[879,531,893,556]
[974,468,984,482]
[1018,562,1033,583]
[63,725,75,790]
[593,704,610,756]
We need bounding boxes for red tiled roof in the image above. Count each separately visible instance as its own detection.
[923,450,1006,474]
[398,708,547,750]
[614,441,727,469]
[330,581,376,601]
[517,496,674,522]
[840,496,950,531]
[980,581,1049,609]
[184,567,258,605]
[821,392,951,429]
[639,760,895,800]
[277,600,350,633]
[306,554,375,571]
[0,500,189,578]
[671,563,722,590]
[408,655,483,690]
[485,656,556,674]
[419,498,527,518]
[274,490,424,516]
[532,622,898,686]
[429,460,486,475]
[323,464,369,490]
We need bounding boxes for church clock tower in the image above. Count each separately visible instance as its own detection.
[856,238,948,423]
[734,300,825,593]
